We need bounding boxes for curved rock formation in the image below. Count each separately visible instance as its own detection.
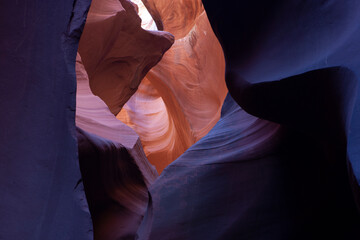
[202,0,360,83]
[2,0,360,239]
[118,1,227,172]
[137,68,360,239]
[78,0,174,115]
[76,51,158,239]
[201,0,360,184]
[75,0,177,237]
[142,0,204,38]
[137,0,360,239]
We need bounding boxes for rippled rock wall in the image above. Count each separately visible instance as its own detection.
[1,0,360,240]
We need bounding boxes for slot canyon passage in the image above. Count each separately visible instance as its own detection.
[1,0,360,239]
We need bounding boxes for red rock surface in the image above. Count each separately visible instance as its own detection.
[78,0,174,115]
[118,1,227,172]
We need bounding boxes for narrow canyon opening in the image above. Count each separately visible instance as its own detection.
[75,0,227,238]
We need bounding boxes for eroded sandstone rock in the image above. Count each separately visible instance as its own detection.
[76,53,158,239]
[137,69,360,240]
[118,1,227,172]
[0,0,93,239]
[78,0,174,115]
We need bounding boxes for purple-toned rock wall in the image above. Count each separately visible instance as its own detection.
[0,0,93,239]
[1,0,360,239]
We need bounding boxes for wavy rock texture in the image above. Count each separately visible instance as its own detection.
[136,0,360,239]
[118,0,227,172]
[142,0,204,38]
[138,69,360,239]
[75,0,174,237]
[76,52,159,239]
[2,0,360,239]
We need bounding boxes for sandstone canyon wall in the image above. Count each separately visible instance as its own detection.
[1,0,360,240]
[79,0,228,173]
[75,0,228,237]
[0,0,93,239]
[138,0,360,239]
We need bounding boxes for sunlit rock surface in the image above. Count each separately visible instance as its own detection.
[142,0,204,39]
[75,0,173,237]
[118,0,227,172]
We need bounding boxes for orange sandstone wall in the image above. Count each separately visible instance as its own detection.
[118,0,228,172]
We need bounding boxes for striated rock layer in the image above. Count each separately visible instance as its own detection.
[75,0,173,237]
[138,69,360,239]
[137,0,360,239]
[2,0,360,239]
[76,52,158,239]
[118,0,227,172]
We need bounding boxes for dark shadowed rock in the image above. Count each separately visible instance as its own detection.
[0,0,93,239]
[138,80,360,239]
